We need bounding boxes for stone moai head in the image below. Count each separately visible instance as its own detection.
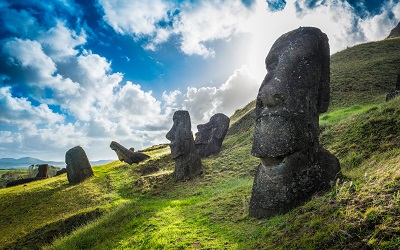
[195,113,230,157]
[166,110,202,181]
[166,110,192,159]
[65,146,93,184]
[252,27,330,159]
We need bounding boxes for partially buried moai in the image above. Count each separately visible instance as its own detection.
[166,110,202,181]
[194,113,230,158]
[249,27,340,218]
[65,146,94,185]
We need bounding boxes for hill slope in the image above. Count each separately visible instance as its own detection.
[329,37,400,109]
[0,39,400,249]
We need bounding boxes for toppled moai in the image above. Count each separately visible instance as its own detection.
[65,146,94,184]
[166,110,202,181]
[194,113,230,157]
[386,74,400,101]
[110,141,150,164]
[249,27,341,218]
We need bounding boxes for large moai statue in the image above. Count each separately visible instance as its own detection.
[166,110,202,181]
[110,141,150,164]
[65,146,94,184]
[249,27,341,218]
[194,113,230,157]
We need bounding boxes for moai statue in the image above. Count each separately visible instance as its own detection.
[110,141,150,164]
[194,113,230,157]
[65,146,94,184]
[249,27,341,218]
[166,110,202,181]
[36,164,49,178]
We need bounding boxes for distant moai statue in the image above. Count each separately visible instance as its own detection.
[36,164,49,178]
[166,110,202,181]
[249,27,340,218]
[65,146,94,184]
[194,113,230,157]
[110,141,150,164]
[386,74,400,101]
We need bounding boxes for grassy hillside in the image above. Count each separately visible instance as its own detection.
[329,37,400,109]
[1,38,400,249]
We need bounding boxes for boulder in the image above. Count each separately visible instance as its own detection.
[195,113,230,157]
[65,146,94,184]
[110,141,150,165]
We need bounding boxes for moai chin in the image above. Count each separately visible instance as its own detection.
[249,27,341,218]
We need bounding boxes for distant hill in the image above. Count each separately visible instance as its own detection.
[0,157,113,169]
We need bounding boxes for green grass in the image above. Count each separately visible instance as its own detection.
[1,38,400,249]
[329,37,400,110]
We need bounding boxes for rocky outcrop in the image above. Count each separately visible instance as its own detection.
[387,22,400,39]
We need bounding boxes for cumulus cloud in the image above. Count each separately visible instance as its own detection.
[38,21,86,62]
[99,0,170,36]
[0,87,65,126]
[1,38,81,99]
[179,66,258,126]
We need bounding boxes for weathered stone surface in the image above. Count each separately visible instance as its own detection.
[386,75,400,102]
[36,164,49,178]
[194,113,230,157]
[166,110,202,181]
[65,146,94,184]
[387,22,400,39]
[55,168,67,176]
[110,141,150,165]
[249,27,340,218]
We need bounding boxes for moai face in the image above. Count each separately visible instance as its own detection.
[252,27,330,158]
[166,110,192,159]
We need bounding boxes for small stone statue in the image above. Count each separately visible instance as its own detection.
[195,113,230,157]
[166,110,202,181]
[65,146,94,184]
[110,141,150,164]
[36,164,49,178]
[249,27,340,218]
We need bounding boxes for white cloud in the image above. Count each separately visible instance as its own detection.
[180,65,258,126]
[99,0,170,36]
[38,21,86,62]
[358,0,400,41]
[175,0,252,57]
[0,87,65,126]
[2,38,81,98]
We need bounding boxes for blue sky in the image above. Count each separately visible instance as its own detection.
[0,0,399,161]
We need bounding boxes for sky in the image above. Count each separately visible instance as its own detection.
[0,0,399,161]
